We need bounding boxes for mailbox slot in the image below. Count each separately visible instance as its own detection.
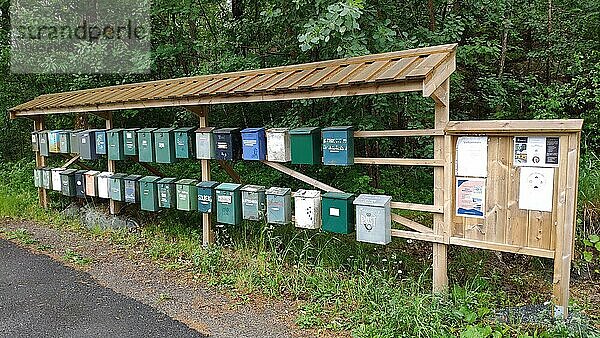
[157,177,177,208]
[241,128,267,161]
[353,194,392,245]
[139,176,161,211]
[294,189,321,229]
[290,127,321,165]
[266,128,291,162]
[321,192,355,234]
[176,179,199,211]
[196,181,219,213]
[95,129,107,155]
[123,128,139,156]
[109,173,127,201]
[154,128,177,164]
[175,127,196,159]
[84,170,100,196]
[124,174,142,203]
[60,169,77,197]
[241,185,266,220]
[96,172,113,198]
[137,128,157,162]
[215,183,242,225]
[322,126,354,166]
[213,128,242,160]
[266,187,292,225]
[195,127,215,160]
[107,128,125,161]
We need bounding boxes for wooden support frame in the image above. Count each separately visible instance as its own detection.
[261,161,343,193]
[58,154,92,170]
[33,117,47,208]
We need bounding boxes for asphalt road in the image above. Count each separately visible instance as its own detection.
[0,239,205,338]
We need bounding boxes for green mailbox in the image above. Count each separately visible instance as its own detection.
[107,129,125,161]
[176,179,198,211]
[137,128,157,162]
[154,128,176,164]
[321,192,355,234]
[139,176,161,211]
[60,169,77,197]
[157,177,177,208]
[197,181,219,213]
[109,173,127,201]
[175,127,196,159]
[33,168,43,188]
[215,183,242,225]
[123,128,139,156]
[59,130,71,154]
[290,127,321,165]
[41,168,52,190]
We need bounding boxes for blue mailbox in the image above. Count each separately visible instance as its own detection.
[241,127,267,161]
[322,126,354,166]
[95,129,107,155]
[196,181,219,213]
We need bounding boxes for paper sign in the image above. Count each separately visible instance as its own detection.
[329,207,340,217]
[456,177,486,218]
[456,137,488,177]
[514,136,559,167]
[519,167,554,212]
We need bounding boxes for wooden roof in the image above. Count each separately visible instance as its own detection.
[9,44,456,118]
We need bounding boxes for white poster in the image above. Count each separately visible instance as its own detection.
[456,177,486,218]
[514,136,559,167]
[519,167,554,212]
[456,136,488,177]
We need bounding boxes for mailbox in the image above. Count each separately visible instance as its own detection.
[109,173,127,201]
[266,128,291,162]
[59,130,71,154]
[79,130,98,160]
[69,130,82,154]
[107,129,125,161]
[290,127,321,165]
[31,132,39,152]
[41,168,52,190]
[241,128,267,161]
[195,127,215,160]
[38,131,49,156]
[33,168,42,188]
[139,176,161,211]
[96,172,113,198]
[84,170,100,196]
[294,189,321,229]
[137,128,157,162]
[322,126,354,166]
[175,127,196,159]
[321,192,355,234]
[95,129,107,155]
[265,187,292,225]
[196,181,219,213]
[48,130,61,153]
[215,183,242,225]
[123,128,139,156]
[241,185,266,220]
[213,128,242,160]
[176,179,198,211]
[154,128,176,164]
[354,194,392,245]
[60,169,77,197]
[51,168,64,192]
[124,174,142,203]
[157,177,177,208]
[74,170,87,198]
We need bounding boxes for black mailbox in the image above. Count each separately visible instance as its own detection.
[74,170,88,198]
[213,128,242,160]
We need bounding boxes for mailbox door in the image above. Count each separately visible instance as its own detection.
[108,131,125,160]
[176,185,196,211]
[195,132,214,159]
[322,128,354,166]
[290,132,320,165]
[140,182,159,211]
[70,132,80,154]
[155,131,175,164]
[41,170,51,190]
[322,197,354,234]
[59,133,70,153]
[138,132,154,162]
[197,188,214,213]
[175,131,194,159]
[61,175,75,196]
[356,205,390,244]
[51,170,63,191]
[266,195,287,224]
[216,190,240,225]
[266,132,290,162]
[215,134,232,160]
[242,191,259,220]
[124,180,137,203]
[85,175,96,196]
[33,169,41,188]
[79,132,96,160]
[75,173,86,197]
[31,132,39,152]
[124,130,138,156]
[48,132,60,153]
[295,197,321,229]
[38,132,49,156]
[241,129,266,161]
[95,131,107,155]
[97,175,111,198]
[110,179,124,201]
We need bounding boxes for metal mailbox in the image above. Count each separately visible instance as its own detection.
[241,128,267,161]
[215,183,242,225]
[41,168,52,190]
[137,128,157,162]
[48,130,61,153]
[74,170,87,198]
[175,127,196,159]
[294,189,321,229]
[195,127,215,160]
[124,174,142,203]
[139,176,161,211]
[84,170,100,196]
[31,132,39,152]
[154,128,176,164]
[79,130,98,160]
[290,127,321,165]
[96,172,113,198]
[107,129,125,161]
[241,185,266,220]
[265,187,292,225]
[33,168,43,188]
[321,192,355,234]
[354,194,392,245]
[69,130,82,154]
[176,179,198,211]
[95,129,107,155]
[60,169,77,197]
[123,128,139,156]
[266,128,291,162]
[213,128,242,161]
[109,173,127,201]
[196,181,219,213]
[38,131,49,156]
[157,177,177,208]
[51,168,64,192]
[322,126,354,166]
[59,130,71,154]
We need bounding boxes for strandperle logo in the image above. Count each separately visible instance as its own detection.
[10,0,151,74]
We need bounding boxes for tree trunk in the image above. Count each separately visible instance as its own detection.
[428,0,436,31]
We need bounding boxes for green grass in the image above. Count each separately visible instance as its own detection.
[62,249,93,266]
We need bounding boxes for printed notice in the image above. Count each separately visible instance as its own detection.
[456,178,486,218]
[519,167,554,212]
[513,136,559,167]
[456,136,488,177]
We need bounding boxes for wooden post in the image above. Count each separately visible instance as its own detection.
[104,111,120,214]
[196,106,214,246]
[432,78,450,292]
[33,116,48,208]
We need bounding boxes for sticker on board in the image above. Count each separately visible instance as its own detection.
[519,167,554,212]
[513,136,559,167]
[456,177,486,218]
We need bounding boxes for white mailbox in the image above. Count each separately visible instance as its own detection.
[266,128,291,162]
[51,168,64,192]
[353,194,392,245]
[293,189,321,229]
[195,127,215,159]
[96,172,114,199]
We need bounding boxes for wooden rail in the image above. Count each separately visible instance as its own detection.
[354,158,444,166]
[354,129,443,137]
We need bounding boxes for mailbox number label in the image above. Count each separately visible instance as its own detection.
[218,195,232,204]
[329,207,340,217]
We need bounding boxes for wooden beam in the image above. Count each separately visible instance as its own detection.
[392,213,433,233]
[129,157,166,177]
[217,160,242,183]
[391,229,444,243]
[423,51,456,98]
[197,106,214,246]
[449,237,554,259]
[354,157,444,166]
[446,119,584,134]
[58,154,92,170]
[91,111,112,120]
[33,117,47,208]
[391,202,443,214]
[261,161,343,193]
[354,129,443,138]
[105,111,120,215]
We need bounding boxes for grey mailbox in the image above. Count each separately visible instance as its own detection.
[353,194,392,245]
[195,127,215,160]
[124,174,142,203]
[38,131,49,157]
[265,187,292,225]
[241,185,266,221]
